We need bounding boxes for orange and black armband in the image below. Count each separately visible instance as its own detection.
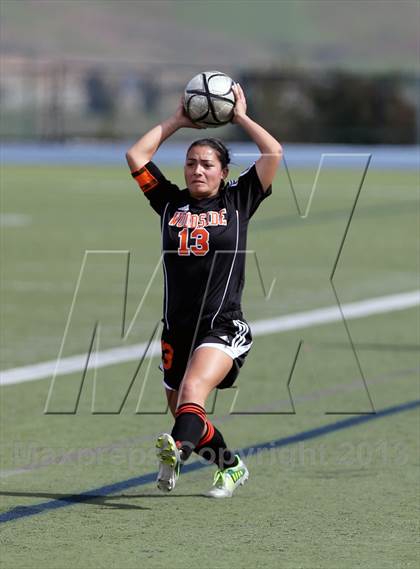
[131,164,159,193]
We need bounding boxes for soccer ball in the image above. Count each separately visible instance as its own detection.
[184,71,236,127]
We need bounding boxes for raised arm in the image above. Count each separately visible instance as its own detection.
[232,83,282,192]
[125,98,201,172]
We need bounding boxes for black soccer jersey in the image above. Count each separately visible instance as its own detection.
[132,161,271,330]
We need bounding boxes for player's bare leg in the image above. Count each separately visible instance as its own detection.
[156,347,248,496]
[177,346,233,408]
[156,350,228,492]
[165,387,178,418]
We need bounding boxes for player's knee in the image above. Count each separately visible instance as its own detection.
[179,377,204,403]
[179,380,197,401]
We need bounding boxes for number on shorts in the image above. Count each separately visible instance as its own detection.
[161,340,174,370]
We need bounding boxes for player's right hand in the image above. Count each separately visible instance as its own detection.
[172,96,205,129]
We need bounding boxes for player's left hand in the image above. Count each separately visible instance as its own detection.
[232,83,247,123]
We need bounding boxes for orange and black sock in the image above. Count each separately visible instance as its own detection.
[171,402,206,462]
[195,420,238,469]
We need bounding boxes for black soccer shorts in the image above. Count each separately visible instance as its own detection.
[160,312,253,391]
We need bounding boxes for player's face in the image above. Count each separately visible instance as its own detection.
[185,146,228,199]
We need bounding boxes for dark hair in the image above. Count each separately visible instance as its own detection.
[187,138,230,169]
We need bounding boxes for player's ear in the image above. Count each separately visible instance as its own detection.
[222,167,229,180]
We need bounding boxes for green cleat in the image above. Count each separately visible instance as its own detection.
[205,455,249,498]
[156,433,181,493]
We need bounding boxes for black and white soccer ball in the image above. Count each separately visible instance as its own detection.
[184,71,236,128]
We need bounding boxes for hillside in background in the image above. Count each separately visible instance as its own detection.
[1,0,419,71]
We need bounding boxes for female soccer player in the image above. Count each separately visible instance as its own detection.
[126,84,282,498]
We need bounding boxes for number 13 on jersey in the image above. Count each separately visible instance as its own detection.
[178,227,209,256]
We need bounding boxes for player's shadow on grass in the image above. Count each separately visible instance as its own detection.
[0,491,152,510]
[0,491,209,510]
[116,493,210,498]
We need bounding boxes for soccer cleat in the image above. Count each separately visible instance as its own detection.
[205,455,249,498]
[156,433,181,493]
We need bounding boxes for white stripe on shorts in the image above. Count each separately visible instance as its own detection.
[194,340,252,361]
[232,319,249,349]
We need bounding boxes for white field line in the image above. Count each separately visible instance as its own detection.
[1,366,416,479]
[1,290,419,387]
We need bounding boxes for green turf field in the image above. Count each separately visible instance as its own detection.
[1,162,419,568]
